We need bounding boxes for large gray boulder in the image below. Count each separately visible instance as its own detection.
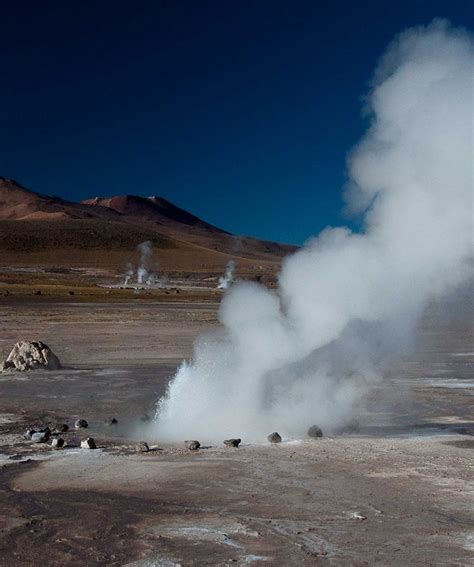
[1,341,61,372]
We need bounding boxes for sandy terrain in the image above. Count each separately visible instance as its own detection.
[0,299,472,566]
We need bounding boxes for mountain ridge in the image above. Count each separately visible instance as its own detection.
[0,177,296,272]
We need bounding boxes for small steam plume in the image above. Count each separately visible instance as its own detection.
[137,241,153,285]
[121,241,158,287]
[217,260,236,289]
[123,263,134,286]
[154,20,473,442]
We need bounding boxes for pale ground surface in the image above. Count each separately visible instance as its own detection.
[0,300,472,566]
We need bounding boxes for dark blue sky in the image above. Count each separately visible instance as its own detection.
[1,1,472,244]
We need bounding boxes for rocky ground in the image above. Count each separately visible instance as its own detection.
[0,299,472,566]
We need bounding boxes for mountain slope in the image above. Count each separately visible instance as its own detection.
[0,177,296,274]
[0,177,119,221]
[82,195,228,234]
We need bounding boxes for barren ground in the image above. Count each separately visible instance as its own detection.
[0,298,472,566]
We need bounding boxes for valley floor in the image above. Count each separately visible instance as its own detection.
[0,300,472,566]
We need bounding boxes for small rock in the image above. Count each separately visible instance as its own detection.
[31,431,50,443]
[54,423,69,433]
[184,440,200,451]
[307,425,323,438]
[51,437,65,449]
[23,428,36,440]
[349,512,367,521]
[81,437,96,449]
[224,438,241,448]
[267,432,282,443]
[75,419,88,429]
[136,441,150,453]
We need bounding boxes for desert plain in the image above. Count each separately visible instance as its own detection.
[0,276,472,567]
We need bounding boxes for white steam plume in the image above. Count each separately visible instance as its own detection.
[217,260,236,289]
[123,263,134,287]
[154,20,473,442]
[136,241,154,285]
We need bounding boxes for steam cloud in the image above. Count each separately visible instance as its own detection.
[137,240,153,285]
[122,241,157,287]
[217,260,236,289]
[154,20,473,442]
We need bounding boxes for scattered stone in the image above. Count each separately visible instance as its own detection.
[267,432,282,443]
[54,423,69,433]
[224,438,241,448]
[1,341,61,372]
[349,512,367,521]
[51,437,65,449]
[81,437,97,449]
[23,428,36,440]
[184,440,200,451]
[136,441,150,453]
[75,419,88,429]
[307,425,323,439]
[31,431,50,443]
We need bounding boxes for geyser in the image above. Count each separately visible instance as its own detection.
[154,20,473,442]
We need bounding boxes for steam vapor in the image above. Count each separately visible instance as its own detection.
[137,241,153,285]
[155,20,473,442]
[122,241,157,287]
[217,260,236,289]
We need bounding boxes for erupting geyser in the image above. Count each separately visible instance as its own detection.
[154,21,474,442]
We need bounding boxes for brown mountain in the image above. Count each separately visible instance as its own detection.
[0,177,295,275]
[0,177,117,221]
[82,195,228,235]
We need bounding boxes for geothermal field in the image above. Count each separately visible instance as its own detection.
[0,15,472,567]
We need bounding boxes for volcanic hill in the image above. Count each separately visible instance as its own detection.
[0,177,295,276]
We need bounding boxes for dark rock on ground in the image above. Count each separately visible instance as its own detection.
[224,438,241,448]
[184,440,200,450]
[23,429,36,440]
[307,425,323,438]
[267,432,282,443]
[136,441,150,453]
[31,431,50,443]
[81,437,96,449]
